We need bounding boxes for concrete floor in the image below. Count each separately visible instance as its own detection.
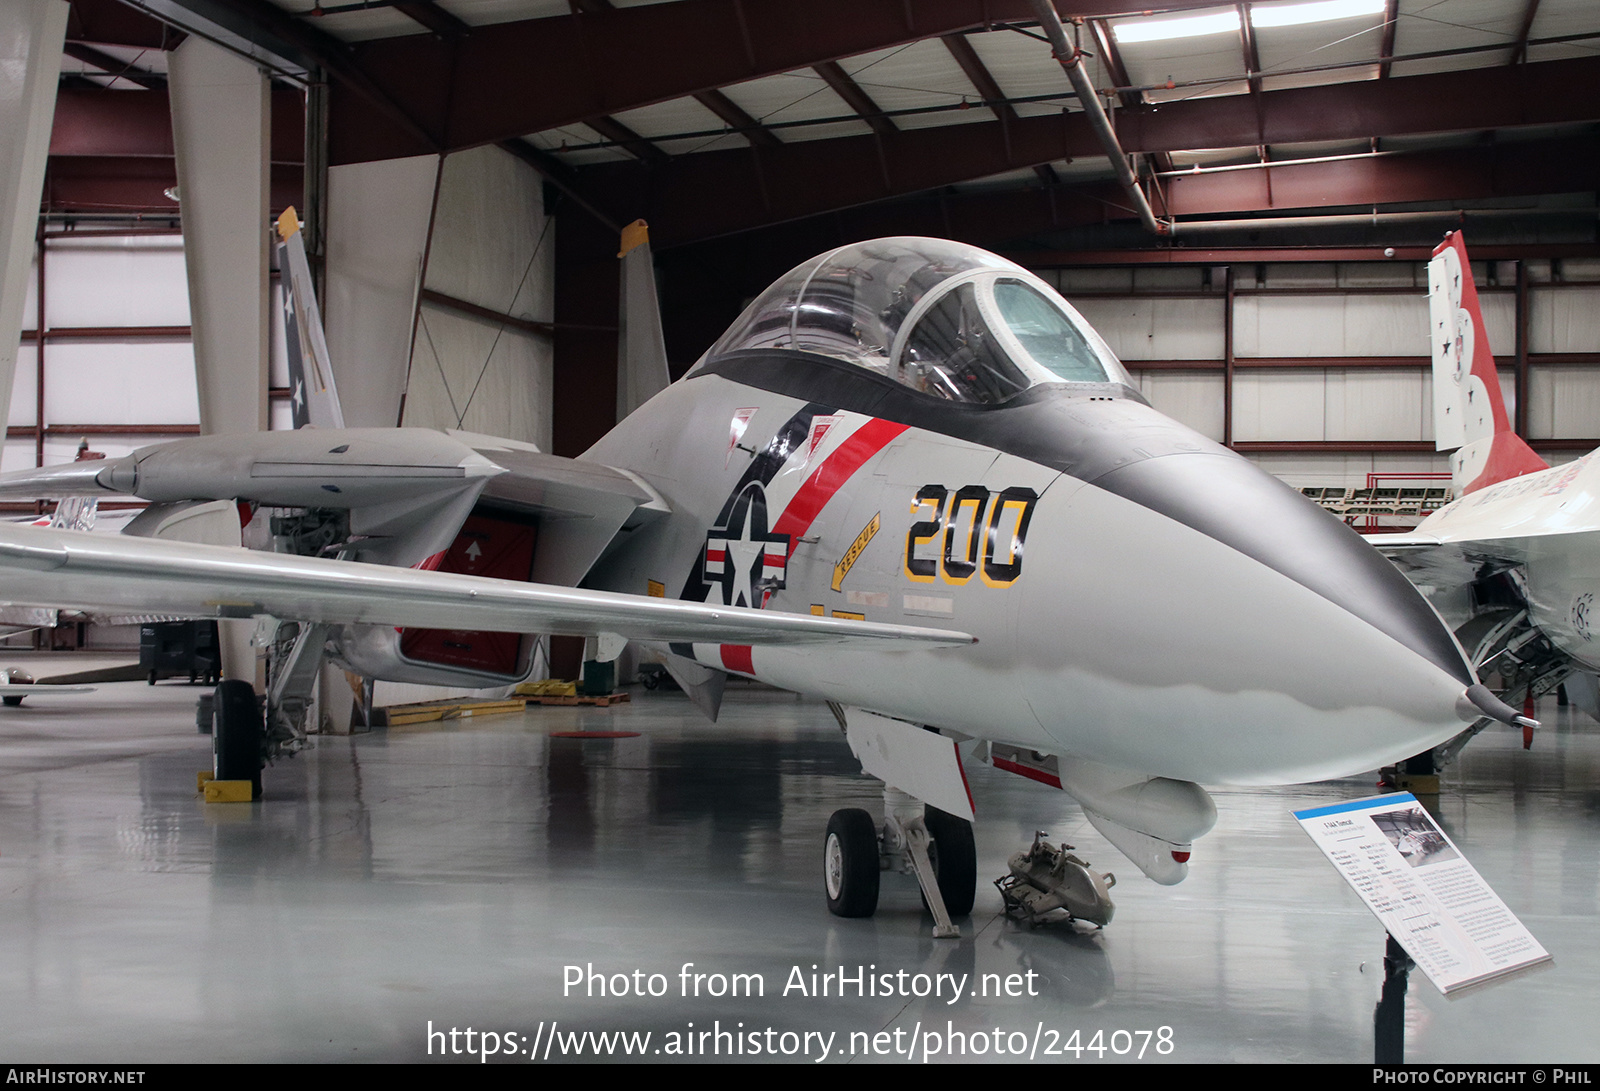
[0,667,1596,1064]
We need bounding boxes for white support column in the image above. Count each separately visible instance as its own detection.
[324,155,439,428]
[168,36,271,436]
[0,0,68,436]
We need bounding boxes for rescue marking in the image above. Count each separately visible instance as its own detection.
[832,512,881,591]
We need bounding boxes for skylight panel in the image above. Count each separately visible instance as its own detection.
[1111,9,1242,45]
[1111,0,1387,44]
[1250,0,1387,29]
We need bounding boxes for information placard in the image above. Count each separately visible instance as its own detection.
[1293,793,1550,993]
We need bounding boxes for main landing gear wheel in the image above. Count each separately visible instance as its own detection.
[213,679,264,801]
[923,807,977,917]
[824,808,880,918]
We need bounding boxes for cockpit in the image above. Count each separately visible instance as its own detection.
[703,237,1133,404]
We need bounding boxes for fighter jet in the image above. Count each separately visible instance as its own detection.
[1371,232,1593,751]
[0,231,1515,935]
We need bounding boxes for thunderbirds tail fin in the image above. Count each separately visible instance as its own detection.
[616,219,671,420]
[1428,231,1545,494]
[275,207,346,430]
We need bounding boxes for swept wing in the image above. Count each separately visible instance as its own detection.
[0,523,974,650]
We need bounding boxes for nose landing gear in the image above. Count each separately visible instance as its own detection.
[823,808,879,918]
[823,788,977,938]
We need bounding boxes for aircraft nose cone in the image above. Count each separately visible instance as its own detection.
[1092,449,1474,690]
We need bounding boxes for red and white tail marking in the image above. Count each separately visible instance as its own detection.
[1428,231,1546,495]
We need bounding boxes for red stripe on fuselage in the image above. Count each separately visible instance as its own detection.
[771,418,910,554]
[993,756,1063,790]
[716,416,909,678]
[721,644,754,674]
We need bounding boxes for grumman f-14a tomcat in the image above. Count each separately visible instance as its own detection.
[0,224,1524,936]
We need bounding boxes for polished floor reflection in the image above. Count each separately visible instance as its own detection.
[0,673,1595,1063]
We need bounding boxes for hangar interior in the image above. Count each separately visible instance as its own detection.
[0,0,1598,1065]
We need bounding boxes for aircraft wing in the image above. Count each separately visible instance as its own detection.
[0,524,974,649]
[1363,532,1441,553]
[1366,530,1521,591]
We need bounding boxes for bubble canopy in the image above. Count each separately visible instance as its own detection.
[705,238,1132,404]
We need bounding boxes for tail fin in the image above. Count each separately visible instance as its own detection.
[275,208,346,430]
[616,219,671,420]
[1429,231,1545,494]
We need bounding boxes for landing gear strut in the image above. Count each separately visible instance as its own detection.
[822,788,976,938]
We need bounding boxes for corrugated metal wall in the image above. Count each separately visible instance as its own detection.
[400,145,554,450]
[1038,258,1600,490]
[6,143,556,483]
[10,230,1595,505]
[6,232,198,472]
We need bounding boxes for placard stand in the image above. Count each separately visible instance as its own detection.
[1374,933,1414,1064]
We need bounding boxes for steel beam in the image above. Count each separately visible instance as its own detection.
[1012,245,1600,265]
[572,0,780,150]
[326,0,1229,163]
[41,155,303,213]
[1510,0,1543,65]
[496,139,623,234]
[1160,138,1600,216]
[419,288,555,338]
[1378,0,1399,79]
[942,33,1057,186]
[5,424,200,437]
[814,61,898,138]
[49,86,174,157]
[694,89,783,149]
[67,0,178,49]
[393,0,468,41]
[50,86,305,162]
[62,42,166,89]
[177,0,439,153]
[577,59,1600,246]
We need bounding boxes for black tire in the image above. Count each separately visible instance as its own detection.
[824,808,880,918]
[147,670,157,686]
[213,680,264,801]
[2,695,21,707]
[923,807,977,917]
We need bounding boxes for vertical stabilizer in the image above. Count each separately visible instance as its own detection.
[616,219,671,420]
[1429,231,1545,494]
[276,207,346,430]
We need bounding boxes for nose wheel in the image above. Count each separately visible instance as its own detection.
[823,809,880,917]
[823,793,976,937]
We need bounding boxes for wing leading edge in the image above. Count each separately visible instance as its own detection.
[0,524,974,650]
